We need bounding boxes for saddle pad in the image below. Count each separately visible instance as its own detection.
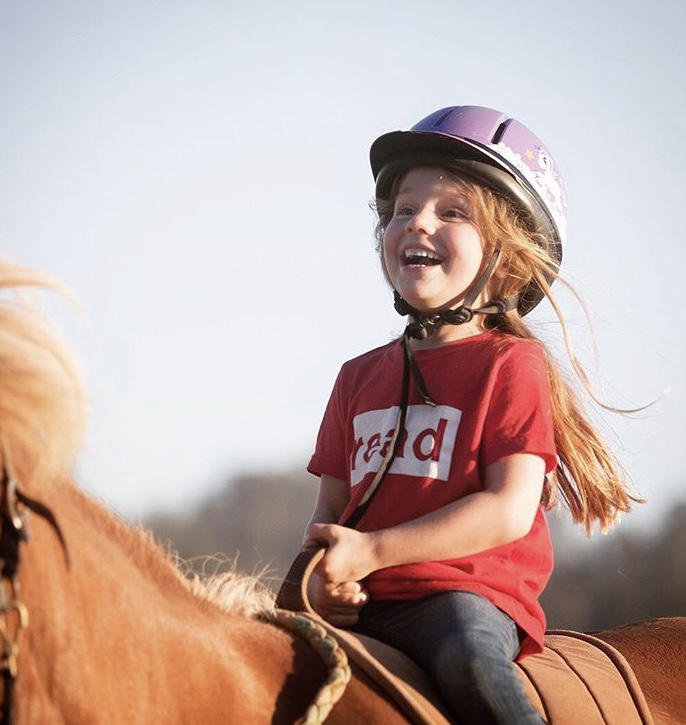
[323,625,655,725]
[515,630,655,725]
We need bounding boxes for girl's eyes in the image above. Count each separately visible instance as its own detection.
[392,204,469,219]
[443,207,468,219]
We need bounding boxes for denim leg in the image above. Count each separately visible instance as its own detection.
[354,591,544,725]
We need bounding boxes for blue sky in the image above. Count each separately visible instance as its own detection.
[1,1,684,535]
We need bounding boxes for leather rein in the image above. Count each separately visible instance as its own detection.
[0,466,69,725]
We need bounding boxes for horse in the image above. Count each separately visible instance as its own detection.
[1,257,684,724]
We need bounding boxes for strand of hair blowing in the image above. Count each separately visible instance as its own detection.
[496,305,640,534]
[498,292,642,530]
[468,182,642,534]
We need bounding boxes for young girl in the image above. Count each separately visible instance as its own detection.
[303,105,639,724]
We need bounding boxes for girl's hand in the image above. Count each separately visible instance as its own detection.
[304,522,378,627]
[307,572,368,628]
[305,523,378,584]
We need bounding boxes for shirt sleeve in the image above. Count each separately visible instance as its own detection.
[480,341,557,473]
[307,367,350,482]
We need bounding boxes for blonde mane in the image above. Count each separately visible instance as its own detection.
[73,482,277,617]
[0,256,275,618]
[0,257,87,488]
[186,557,278,618]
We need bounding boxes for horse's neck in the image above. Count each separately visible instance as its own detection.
[18,481,317,723]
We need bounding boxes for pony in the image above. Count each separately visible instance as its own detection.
[0,257,684,724]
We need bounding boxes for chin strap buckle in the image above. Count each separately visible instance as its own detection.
[398,295,518,341]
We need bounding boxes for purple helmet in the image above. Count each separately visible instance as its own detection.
[370,105,566,315]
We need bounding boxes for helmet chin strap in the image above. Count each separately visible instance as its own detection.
[393,249,518,340]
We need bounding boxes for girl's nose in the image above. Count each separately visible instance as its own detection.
[406,208,435,234]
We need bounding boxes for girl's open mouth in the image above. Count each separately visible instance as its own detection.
[402,248,442,267]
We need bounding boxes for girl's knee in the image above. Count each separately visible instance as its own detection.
[431,638,485,691]
[431,638,516,698]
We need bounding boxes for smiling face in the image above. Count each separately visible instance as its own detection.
[382,167,490,319]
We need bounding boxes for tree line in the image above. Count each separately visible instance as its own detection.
[145,467,685,632]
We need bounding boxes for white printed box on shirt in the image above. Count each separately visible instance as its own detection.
[350,404,461,486]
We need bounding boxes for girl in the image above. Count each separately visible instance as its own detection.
[303,105,639,724]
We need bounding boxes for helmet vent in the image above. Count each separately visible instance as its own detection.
[490,120,510,144]
[432,109,454,128]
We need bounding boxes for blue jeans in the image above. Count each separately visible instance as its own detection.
[353,591,544,725]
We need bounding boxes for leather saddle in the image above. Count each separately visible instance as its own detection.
[276,547,655,725]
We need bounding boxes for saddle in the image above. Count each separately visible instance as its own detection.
[277,548,656,725]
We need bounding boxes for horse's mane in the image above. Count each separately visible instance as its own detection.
[0,257,87,488]
[66,477,277,617]
[0,256,275,619]
[187,558,278,618]
[72,480,278,617]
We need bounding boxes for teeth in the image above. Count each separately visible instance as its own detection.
[403,248,441,264]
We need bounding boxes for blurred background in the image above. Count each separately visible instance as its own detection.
[1,0,684,630]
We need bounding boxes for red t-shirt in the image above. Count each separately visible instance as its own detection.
[308,331,557,658]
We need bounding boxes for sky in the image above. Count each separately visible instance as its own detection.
[0,0,684,536]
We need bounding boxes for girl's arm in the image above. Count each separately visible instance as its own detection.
[306,453,546,586]
[305,474,351,532]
